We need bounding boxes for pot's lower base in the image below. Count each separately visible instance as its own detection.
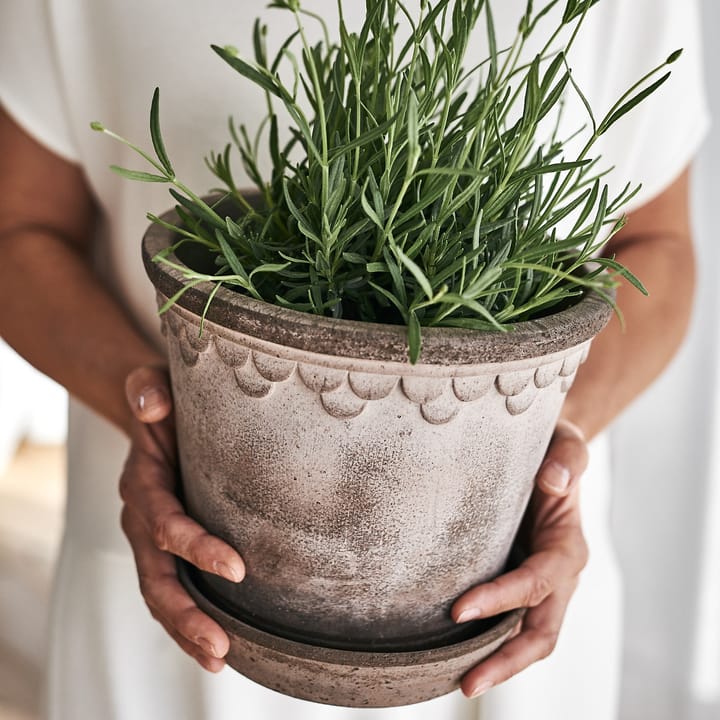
[179,562,523,708]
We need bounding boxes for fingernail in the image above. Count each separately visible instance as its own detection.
[137,387,167,414]
[457,608,482,623]
[542,461,571,492]
[214,561,243,583]
[195,637,220,658]
[470,680,494,698]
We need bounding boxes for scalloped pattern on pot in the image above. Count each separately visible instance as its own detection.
[162,311,588,423]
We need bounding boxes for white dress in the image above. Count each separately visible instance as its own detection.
[0,1,709,718]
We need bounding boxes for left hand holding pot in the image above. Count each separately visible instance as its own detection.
[451,419,589,698]
[119,366,246,672]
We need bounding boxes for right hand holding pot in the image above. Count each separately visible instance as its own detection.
[451,419,590,697]
[119,366,246,671]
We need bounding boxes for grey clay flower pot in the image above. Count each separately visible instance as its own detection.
[142,202,612,706]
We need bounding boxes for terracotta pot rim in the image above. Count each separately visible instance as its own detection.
[142,202,614,365]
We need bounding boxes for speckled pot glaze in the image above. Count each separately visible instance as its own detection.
[179,561,524,707]
[142,200,611,698]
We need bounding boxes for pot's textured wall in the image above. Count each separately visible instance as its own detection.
[162,301,589,650]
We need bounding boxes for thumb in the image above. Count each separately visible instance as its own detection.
[125,366,173,424]
[536,419,588,497]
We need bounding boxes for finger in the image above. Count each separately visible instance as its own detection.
[144,570,231,660]
[460,588,572,698]
[122,506,232,663]
[126,366,173,424]
[160,619,227,674]
[452,549,580,623]
[536,419,588,497]
[121,470,245,582]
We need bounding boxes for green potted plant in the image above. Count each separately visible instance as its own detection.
[93,0,678,707]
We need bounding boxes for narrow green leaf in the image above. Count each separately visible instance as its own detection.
[366,262,388,273]
[538,72,570,121]
[439,293,507,330]
[598,72,671,134]
[562,0,600,24]
[383,248,408,307]
[215,229,249,281]
[253,19,267,67]
[211,44,283,99]
[249,262,291,279]
[360,182,384,229]
[110,165,168,183]
[562,56,597,134]
[157,278,207,314]
[282,182,322,244]
[523,55,541,124]
[367,281,408,318]
[590,184,609,240]
[485,1,498,84]
[408,312,422,365]
[512,159,592,183]
[406,89,419,167]
[327,112,399,163]
[342,252,367,264]
[540,51,566,96]
[168,189,226,231]
[199,281,224,334]
[150,88,174,176]
[600,257,648,294]
[394,245,434,301]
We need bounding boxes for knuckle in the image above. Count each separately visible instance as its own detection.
[537,629,560,659]
[118,470,132,503]
[119,507,132,537]
[138,573,159,608]
[174,606,199,637]
[567,533,590,571]
[577,542,589,570]
[525,572,553,606]
[151,516,174,551]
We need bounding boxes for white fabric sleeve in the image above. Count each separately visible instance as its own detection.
[581,0,710,211]
[0,0,79,162]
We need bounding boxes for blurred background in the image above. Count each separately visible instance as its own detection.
[0,346,66,720]
[0,1,718,719]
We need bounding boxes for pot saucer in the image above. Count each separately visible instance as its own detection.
[179,562,523,708]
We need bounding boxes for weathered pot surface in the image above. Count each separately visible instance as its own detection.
[143,200,611,701]
[180,560,524,707]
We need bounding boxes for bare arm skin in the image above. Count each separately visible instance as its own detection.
[563,168,695,440]
[0,106,162,432]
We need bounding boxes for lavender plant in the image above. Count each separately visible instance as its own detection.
[93,0,680,362]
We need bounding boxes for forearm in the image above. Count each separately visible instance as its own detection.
[0,226,164,435]
[0,106,164,435]
[561,170,695,439]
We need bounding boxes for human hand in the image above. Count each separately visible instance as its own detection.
[451,419,589,698]
[119,366,246,672]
